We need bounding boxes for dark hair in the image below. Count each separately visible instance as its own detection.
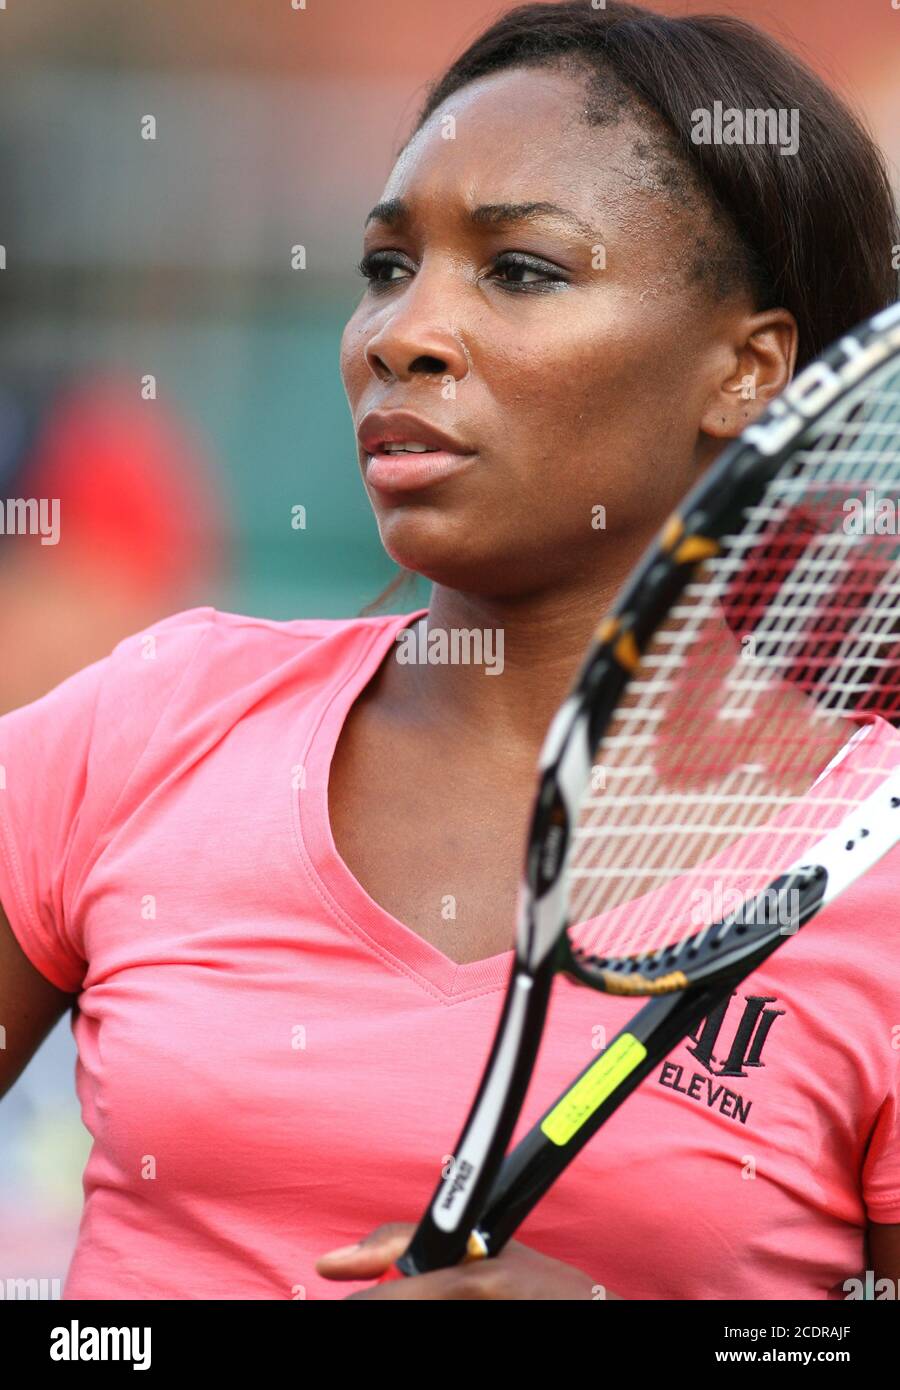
[362,0,900,612]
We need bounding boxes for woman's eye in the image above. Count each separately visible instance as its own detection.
[355,250,568,292]
[356,252,411,286]
[491,254,568,290]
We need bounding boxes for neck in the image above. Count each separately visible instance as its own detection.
[384,567,630,752]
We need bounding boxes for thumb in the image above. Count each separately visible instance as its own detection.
[316,1222,416,1280]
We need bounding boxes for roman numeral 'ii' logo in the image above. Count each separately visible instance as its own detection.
[686,994,785,1078]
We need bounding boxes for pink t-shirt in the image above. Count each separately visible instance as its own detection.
[0,606,898,1300]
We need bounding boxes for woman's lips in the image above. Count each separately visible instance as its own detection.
[364,448,478,493]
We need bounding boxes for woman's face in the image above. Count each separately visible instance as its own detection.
[341,66,752,598]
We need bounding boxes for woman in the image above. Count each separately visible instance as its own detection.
[1,2,898,1300]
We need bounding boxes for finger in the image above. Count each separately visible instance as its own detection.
[345,1266,489,1300]
[316,1222,415,1280]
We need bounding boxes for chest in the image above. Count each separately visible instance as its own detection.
[72,930,865,1299]
[327,703,534,962]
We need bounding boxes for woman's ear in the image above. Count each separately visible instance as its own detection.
[699,308,798,441]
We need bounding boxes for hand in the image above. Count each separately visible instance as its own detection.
[316,1222,616,1300]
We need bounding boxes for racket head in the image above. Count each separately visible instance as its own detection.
[522,301,900,995]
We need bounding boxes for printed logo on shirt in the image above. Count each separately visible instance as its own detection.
[656,992,785,1125]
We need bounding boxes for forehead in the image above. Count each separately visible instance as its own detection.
[379,66,669,235]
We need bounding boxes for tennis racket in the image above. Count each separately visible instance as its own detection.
[384,299,900,1279]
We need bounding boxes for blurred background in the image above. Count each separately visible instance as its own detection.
[0,0,898,1295]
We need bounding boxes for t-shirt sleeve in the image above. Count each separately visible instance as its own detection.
[0,607,217,993]
[858,845,900,1225]
[862,1081,900,1224]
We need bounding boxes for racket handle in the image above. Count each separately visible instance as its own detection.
[375,1228,489,1278]
[376,1230,489,1283]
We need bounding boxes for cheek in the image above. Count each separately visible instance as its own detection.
[496,339,694,536]
[491,343,640,487]
[339,315,369,399]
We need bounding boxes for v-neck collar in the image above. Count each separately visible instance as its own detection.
[293,608,514,1002]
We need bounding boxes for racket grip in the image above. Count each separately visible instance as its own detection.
[376,1228,489,1282]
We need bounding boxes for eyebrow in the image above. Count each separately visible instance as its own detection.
[364,198,601,242]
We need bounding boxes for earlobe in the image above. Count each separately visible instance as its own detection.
[698,371,765,443]
[698,393,755,443]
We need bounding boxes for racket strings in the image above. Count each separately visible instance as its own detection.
[565,361,900,968]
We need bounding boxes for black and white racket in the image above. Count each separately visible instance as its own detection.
[383,300,900,1279]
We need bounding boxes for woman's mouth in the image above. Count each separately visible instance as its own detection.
[364,444,478,493]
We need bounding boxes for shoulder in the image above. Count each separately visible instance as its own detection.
[0,604,422,838]
[98,604,419,701]
[95,601,422,761]
[108,603,400,657]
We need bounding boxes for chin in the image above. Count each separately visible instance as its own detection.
[374,510,541,598]
[377,511,477,588]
